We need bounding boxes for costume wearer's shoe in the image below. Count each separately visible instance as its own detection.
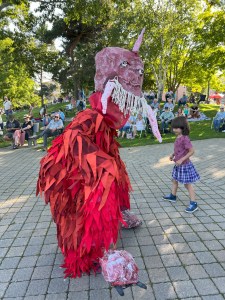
[185,201,198,213]
[162,193,177,203]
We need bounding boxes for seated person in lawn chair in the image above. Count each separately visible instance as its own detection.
[160,106,174,133]
[133,113,146,137]
[13,115,33,149]
[118,114,136,138]
[163,98,174,112]
[175,108,185,118]
[36,113,64,151]
[212,106,225,131]
[21,115,33,142]
[3,115,20,149]
[183,104,190,118]
[190,104,200,118]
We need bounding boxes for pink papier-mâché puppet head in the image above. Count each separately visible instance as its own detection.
[94,48,144,97]
[93,29,162,143]
[94,28,145,96]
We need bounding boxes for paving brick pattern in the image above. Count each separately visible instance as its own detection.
[0,138,225,299]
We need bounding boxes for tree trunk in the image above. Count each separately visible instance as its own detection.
[157,81,164,102]
[73,77,80,99]
[40,65,44,107]
[207,79,210,103]
[157,57,164,101]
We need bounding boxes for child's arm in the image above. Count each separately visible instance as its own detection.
[176,148,195,165]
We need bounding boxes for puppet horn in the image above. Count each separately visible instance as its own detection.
[132,28,145,53]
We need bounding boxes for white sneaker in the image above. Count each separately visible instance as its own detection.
[222,130,225,132]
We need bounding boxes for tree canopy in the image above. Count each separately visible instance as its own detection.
[0,0,224,107]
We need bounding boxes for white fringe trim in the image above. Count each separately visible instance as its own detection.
[111,78,148,117]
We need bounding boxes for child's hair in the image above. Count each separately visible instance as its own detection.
[171,116,190,135]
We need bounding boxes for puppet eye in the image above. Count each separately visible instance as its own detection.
[120,61,128,67]
[139,69,144,75]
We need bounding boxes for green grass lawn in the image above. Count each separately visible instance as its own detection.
[0,102,224,149]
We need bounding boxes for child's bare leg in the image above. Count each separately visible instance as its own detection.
[172,180,178,196]
[185,183,195,201]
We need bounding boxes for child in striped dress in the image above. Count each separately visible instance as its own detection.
[163,116,200,213]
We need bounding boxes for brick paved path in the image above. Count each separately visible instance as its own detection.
[0,138,225,300]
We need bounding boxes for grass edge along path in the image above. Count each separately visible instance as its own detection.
[0,103,224,149]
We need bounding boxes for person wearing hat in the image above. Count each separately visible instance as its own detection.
[160,106,174,132]
[38,113,64,151]
[12,115,33,149]
[213,106,225,131]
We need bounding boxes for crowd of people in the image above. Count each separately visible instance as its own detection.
[0,97,68,150]
[117,94,208,138]
[1,91,225,146]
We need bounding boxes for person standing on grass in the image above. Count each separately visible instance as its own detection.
[163,116,200,213]
[3,96,12,119]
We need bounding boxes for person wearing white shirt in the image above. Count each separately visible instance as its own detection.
[133,113,146,137]
[3,96,12,119]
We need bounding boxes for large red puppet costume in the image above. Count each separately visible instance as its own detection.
[37,29,162,279]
